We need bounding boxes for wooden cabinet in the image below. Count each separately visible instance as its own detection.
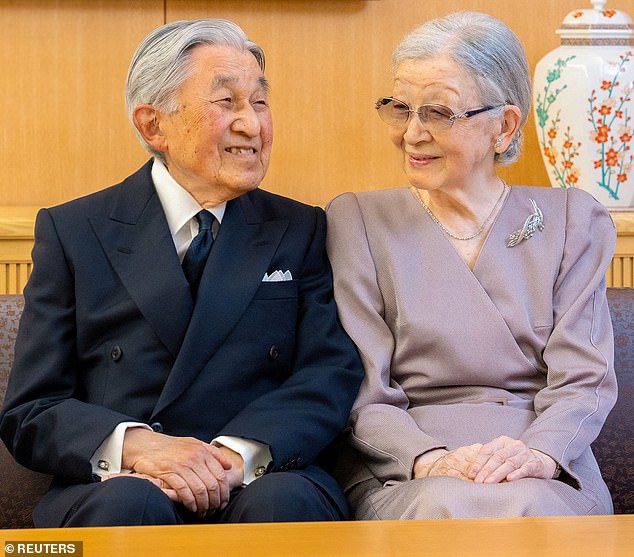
[1,207,633,294]
[609,212,634,288]
[0,207,37,295]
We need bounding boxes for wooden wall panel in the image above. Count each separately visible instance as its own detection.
[0,0,614,209]
[0,0,164,207]
[168,0,587,206]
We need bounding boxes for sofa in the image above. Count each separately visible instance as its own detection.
[0,295,51,528]
[1,290,633,528]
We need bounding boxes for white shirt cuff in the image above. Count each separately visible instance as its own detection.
[90,422,151,477]
[213,435,272,485]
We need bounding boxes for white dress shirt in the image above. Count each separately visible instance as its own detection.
[90,158,271,486]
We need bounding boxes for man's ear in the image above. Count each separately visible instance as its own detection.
[133,104,167,152]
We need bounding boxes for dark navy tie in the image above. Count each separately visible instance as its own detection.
[182,210,215,295]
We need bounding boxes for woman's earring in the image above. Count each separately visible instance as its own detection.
[495,137,504,152]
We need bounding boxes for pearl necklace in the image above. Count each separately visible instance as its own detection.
[411,182,508,241]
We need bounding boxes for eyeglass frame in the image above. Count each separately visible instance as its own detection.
[374,96,505,128]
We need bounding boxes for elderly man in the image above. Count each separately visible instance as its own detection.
[0,19,363,527]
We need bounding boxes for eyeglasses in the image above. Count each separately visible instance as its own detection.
[374,97,504,129]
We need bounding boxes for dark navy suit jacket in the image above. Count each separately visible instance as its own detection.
[0,161,363,522]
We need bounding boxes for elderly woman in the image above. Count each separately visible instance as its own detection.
[326,11,617,519]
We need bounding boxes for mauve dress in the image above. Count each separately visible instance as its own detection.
[326,185,617,519]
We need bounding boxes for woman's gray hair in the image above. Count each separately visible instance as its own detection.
[125,19,265,159]
[392,12,530,165]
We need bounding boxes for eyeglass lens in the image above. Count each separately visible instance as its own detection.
[376,98,455,127]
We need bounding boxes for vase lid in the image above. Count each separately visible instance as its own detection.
[556,0,633,44]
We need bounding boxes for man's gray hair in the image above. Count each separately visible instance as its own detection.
[392,12,531,165]
[125,18,265,159]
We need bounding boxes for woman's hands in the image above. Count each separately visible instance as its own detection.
[469,435,557,483]
[413,445,481,480]
[414,436,558,483]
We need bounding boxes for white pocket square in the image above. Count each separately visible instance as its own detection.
[262,270,293,282]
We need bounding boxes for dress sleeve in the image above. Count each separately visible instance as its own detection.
[326,193,445,482]
[520,188,617,483]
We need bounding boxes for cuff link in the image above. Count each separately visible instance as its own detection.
[254,466,266,478]
[97,459,110,471]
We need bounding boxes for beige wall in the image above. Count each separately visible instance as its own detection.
[0,0,606,208]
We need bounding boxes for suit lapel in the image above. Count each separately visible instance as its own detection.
[89,162,193,357]
[152,192,289,415]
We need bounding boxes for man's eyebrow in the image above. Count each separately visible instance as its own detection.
[211,74,270,93]
[211,74,236,89]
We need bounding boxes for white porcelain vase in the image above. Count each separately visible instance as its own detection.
[533,0,634,208]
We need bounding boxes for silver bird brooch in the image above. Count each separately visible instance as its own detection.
[506,199,544,247]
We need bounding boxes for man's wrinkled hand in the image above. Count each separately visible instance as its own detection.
[121,428,233,517]
[101,472,178,501]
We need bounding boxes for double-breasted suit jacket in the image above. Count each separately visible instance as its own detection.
[0,161,363,520]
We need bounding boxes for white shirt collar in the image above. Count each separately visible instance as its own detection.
[151,158,227,261]
[151,158,226,236]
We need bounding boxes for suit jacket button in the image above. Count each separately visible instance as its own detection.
[268,345,280,361]
[110,345,123,361]
[150,422,163,433]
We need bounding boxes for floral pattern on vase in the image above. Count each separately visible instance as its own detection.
[533,1,634,208]
[535,56,580,188]
[587,54,633,201]
[535,52,634,200]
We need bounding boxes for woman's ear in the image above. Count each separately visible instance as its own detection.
[132,104,167,152]
[495,105,522,153]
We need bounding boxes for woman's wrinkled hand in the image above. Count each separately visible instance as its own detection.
[467,435,557,483]
[413,444,483,481]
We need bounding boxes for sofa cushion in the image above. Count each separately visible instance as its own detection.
[595,288,634,514]
[0,295,51,529]
[0,288,633,525]
[0,295,24,408]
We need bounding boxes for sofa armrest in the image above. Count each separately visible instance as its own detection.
[0,295,52,528]
[593,288,634,514]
